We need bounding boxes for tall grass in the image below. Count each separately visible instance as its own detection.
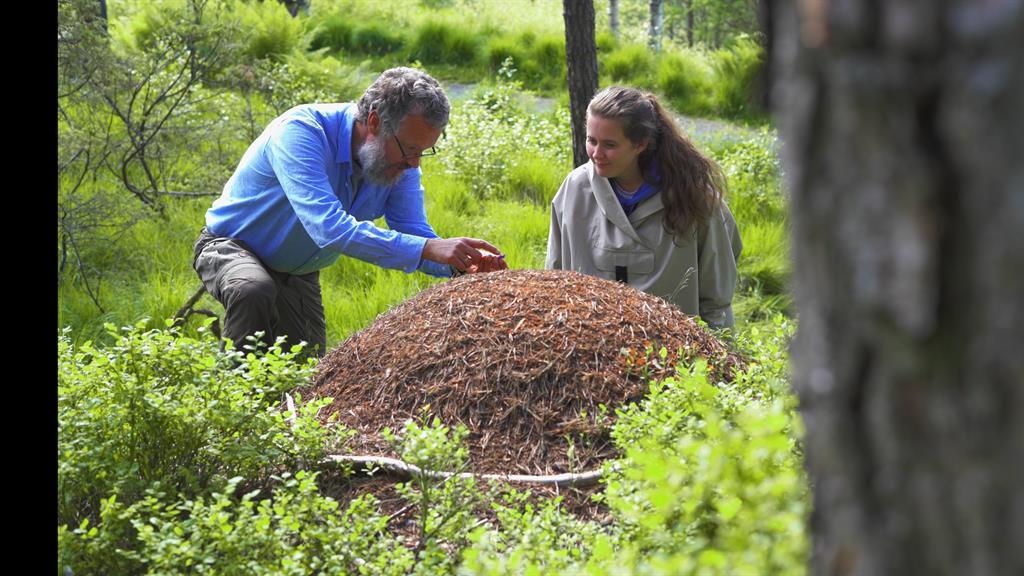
[602,43,655,84]
[308,13,354,53]
[711,35,766,122]
[59,107,788,348]
[58,198,212,345]
[656,50,715,116]
[409,19,481,65]
[63,0,787,344]
[485,31,566,91]
[237,0,308,60]
[501,152,571,206]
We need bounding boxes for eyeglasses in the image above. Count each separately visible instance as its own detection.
[393,136,438,160]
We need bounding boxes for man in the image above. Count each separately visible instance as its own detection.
[193,67,506,357]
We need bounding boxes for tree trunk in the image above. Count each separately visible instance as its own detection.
[768,1,1024,575]
[686,0,694,47]
[648,0,664,52]
[562,0,599,169]
[608,0,619,40]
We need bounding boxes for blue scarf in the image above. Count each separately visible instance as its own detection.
[611,180,658,215]
[610,161,661,215]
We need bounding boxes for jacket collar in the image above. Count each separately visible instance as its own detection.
[586,162,661,246]
[630,192,664,224]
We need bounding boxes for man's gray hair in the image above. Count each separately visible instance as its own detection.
[356,67,450,136]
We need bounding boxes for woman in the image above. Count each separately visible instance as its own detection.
[546,86,742,329]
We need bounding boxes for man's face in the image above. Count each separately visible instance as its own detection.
[360,112,442,186]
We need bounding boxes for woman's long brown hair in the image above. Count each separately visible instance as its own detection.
[588,86,725,238]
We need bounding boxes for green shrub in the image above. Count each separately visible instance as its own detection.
[502,151,570,206]
[712,131,784,223]
[351,22,406,55]
[596,30,618,53]
[461,320,808,575]
[486,35,530,73]
[309,12,354,53]
[711,35,765,120]
[530,33,567,90]
[57,322,344,573]
[237,0,308,60]
[252,52,371,114]
[736,221,790,297]
[408,19,481,65]
[595,362,807,575]
[657,50,715,116]
[128,474,413,574]
[108,0,243,78]
[438,73,571,199]
[531,33,565,73]
[385,418,482,571]
[461,490,604,573]
[485,32,565,92]
[603,43,655,85]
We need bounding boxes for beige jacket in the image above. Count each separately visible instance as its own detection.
[545,161,742,328]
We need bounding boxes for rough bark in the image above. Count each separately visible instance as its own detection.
[686,0,694,47]
[608,0,619,40]
[563,0,599,168]
[648,0,664,52]
[769,1,1024,574]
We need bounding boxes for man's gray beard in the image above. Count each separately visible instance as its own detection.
[357,134,402,186]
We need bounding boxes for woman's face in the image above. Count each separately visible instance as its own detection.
[586,114,647,184]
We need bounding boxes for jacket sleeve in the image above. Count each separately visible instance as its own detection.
[545,178,569,270]
[697,200,742,329]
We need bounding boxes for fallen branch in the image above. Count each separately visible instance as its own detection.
[172,284,221,337]
[157,190,221,197]
[321,454,609,488]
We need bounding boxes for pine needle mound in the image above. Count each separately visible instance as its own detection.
[307,269,743,476]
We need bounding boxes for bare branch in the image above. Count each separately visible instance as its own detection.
[322,454,611,488]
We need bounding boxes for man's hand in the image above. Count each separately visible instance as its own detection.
[468,252,509,274]
[423,237,504,272]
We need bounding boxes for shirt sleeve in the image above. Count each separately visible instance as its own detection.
[382,169,452,278]
[265,117,425,273]
[697,200,742,329]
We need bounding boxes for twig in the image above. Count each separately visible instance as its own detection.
[322,454,610,488]
[171,284,221,336]
[156,190,221,197]
[285,393,297,428]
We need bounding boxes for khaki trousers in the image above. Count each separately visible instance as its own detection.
[192,228,326,358]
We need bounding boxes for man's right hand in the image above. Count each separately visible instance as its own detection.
[422,237,503,272]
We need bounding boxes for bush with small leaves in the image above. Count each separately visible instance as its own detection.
[57,321,347,573]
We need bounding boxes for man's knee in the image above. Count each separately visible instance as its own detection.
[220,276,280,352]
[222,275,277,312]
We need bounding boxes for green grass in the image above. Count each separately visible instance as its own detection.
[65,0,785,346]
[409,19,482,66]
[712,35,767,122]
[501,151,571,206]
[61,4,799,573]
[59,110,788,349]
[602,43,656,85]
[656,50,715,116]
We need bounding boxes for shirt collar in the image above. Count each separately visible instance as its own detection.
[336,103,356,165]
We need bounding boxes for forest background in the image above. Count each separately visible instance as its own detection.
[57,1,805,574]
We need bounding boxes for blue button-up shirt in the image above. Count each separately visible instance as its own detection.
[205,103,450,277]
